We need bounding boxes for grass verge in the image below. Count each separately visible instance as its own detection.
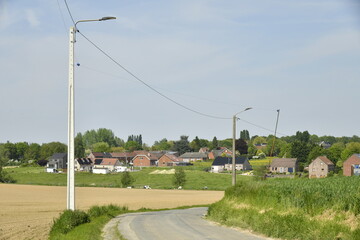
[49,204,209,240]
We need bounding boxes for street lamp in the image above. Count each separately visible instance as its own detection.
[232,107,252,186]
[67,16,116,210]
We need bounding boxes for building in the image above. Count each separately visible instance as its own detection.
[308,156,334,178]
[132,152,161,167]
[46,153,67,173]
[211,156,252,173]
[270,158,298,174]
[87,152,112,163]
[158,154,181,167]
[180,152,208,162]
[75,158,93,172]
[343,154,360,176]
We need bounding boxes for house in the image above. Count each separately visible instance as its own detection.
[158,154,181,167]
[132,152,160,167]
[99,158,122,172]
[199,147,209,153]
[319,141,331,149]
[180,152,208,162]
[46,153,67,173]
[87,152,112,163]
[110,152,136,164]
[208,149,232,159]
[75,158,93,172]
[270,158,298,174]
[308,156,334,178]
[211,156,252,173]
[343,154,360,176]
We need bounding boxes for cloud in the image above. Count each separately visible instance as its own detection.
[25,9,40,27]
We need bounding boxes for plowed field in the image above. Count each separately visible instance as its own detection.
[0,184,223,240]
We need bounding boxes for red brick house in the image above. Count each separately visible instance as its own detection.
[343,154,360,176]
[133,152,160,167]
[158,154,181,167]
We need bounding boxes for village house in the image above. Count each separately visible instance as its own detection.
[270,158,298,174]
[46,153,67,173]
[132,152,161,167]
[180,152,208,162]
[211,156,252,173]
[87,152,112,163]
[343,154,360,176]
[75,158,93,172]
[158,153,181,167]
[208,148,232,159]
[110,152,136,164]
[308,156,334,178]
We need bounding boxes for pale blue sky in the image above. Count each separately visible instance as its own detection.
[1,0,359,145]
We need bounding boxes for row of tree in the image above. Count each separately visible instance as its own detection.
[1,128,359,167]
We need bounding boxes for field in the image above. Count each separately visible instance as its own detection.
[0,184,224,240]
[208,176,360,240]
[4,165,234,190]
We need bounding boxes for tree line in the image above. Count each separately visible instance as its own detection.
[1,128,359,169]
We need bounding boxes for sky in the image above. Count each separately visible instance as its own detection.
[0,0,359,146]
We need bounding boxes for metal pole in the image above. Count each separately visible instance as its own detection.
[232,115,236,186]
[67,26,75,210]
[270,109,280,157]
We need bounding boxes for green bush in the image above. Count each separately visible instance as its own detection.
[0,166,16,183]
[88,204,128,218]
[50,210,90,235]
[121,171,135,187]
[173,168,186,187]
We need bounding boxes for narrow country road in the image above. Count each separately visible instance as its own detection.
[103,207,271,240]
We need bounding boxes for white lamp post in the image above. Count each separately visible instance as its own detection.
[67,16,116,210]
[232,107,252,186]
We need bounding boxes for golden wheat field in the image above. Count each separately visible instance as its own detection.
[0,184,224,240]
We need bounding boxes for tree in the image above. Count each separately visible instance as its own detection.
[40,142,67,160]
[235,138,248,155]
[24,143,41,161]
[92,142,111,152]
[326,142,345,164]
[252,136,267,145]
[111,147,125,153]
[172,136,192,155]
[211,136,218,150]
[307,146,325,164]
[240,130,250,140]
[121,172,135,187]
[340,142,360,161]
[173,168,186,188]
[125,141,141,152]
[290,140,313,163]
[190,136,201,152]
[151,138,172,151]
[15,142,29,162]
[74,133,85,158]
[83,128,124,149]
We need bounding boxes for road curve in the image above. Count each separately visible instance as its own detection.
[103,207,270,240]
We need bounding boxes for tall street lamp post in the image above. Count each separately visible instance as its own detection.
[232,107,252,186]
[67,16,116,210]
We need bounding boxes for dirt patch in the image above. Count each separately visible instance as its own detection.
[0,184,224,240]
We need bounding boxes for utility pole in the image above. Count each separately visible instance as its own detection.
[270,109,280,157]
[67,17,116,210]
[67,26,75,210]
[232,107,252,186]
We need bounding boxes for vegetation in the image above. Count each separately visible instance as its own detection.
[173,168,186,187]
[208,177,360,240]
[120,171,135,187]
[49,204,128,240]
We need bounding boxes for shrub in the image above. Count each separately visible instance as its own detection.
[173,168,186,187]
[121,171,135,187]
[50,210,90,235]
[0,166,16,183]
[88,204,128,218]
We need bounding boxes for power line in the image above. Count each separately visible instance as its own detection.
[62,1,288,133]
[239,118,288,136]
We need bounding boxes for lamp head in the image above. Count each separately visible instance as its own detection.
[100,16,116,21]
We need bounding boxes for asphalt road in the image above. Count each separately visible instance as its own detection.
[103,207,270,240]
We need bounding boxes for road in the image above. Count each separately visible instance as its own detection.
[103,207,271,240]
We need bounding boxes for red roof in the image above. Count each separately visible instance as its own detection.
[100,158,119,166]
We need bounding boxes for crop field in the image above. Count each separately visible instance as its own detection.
[0,184,224,240]
[208,176,360,240]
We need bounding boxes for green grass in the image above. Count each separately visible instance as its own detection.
[49,205,129,240]
[208,176,360,240]
[249,157,274,166]
[4,165,234,190]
